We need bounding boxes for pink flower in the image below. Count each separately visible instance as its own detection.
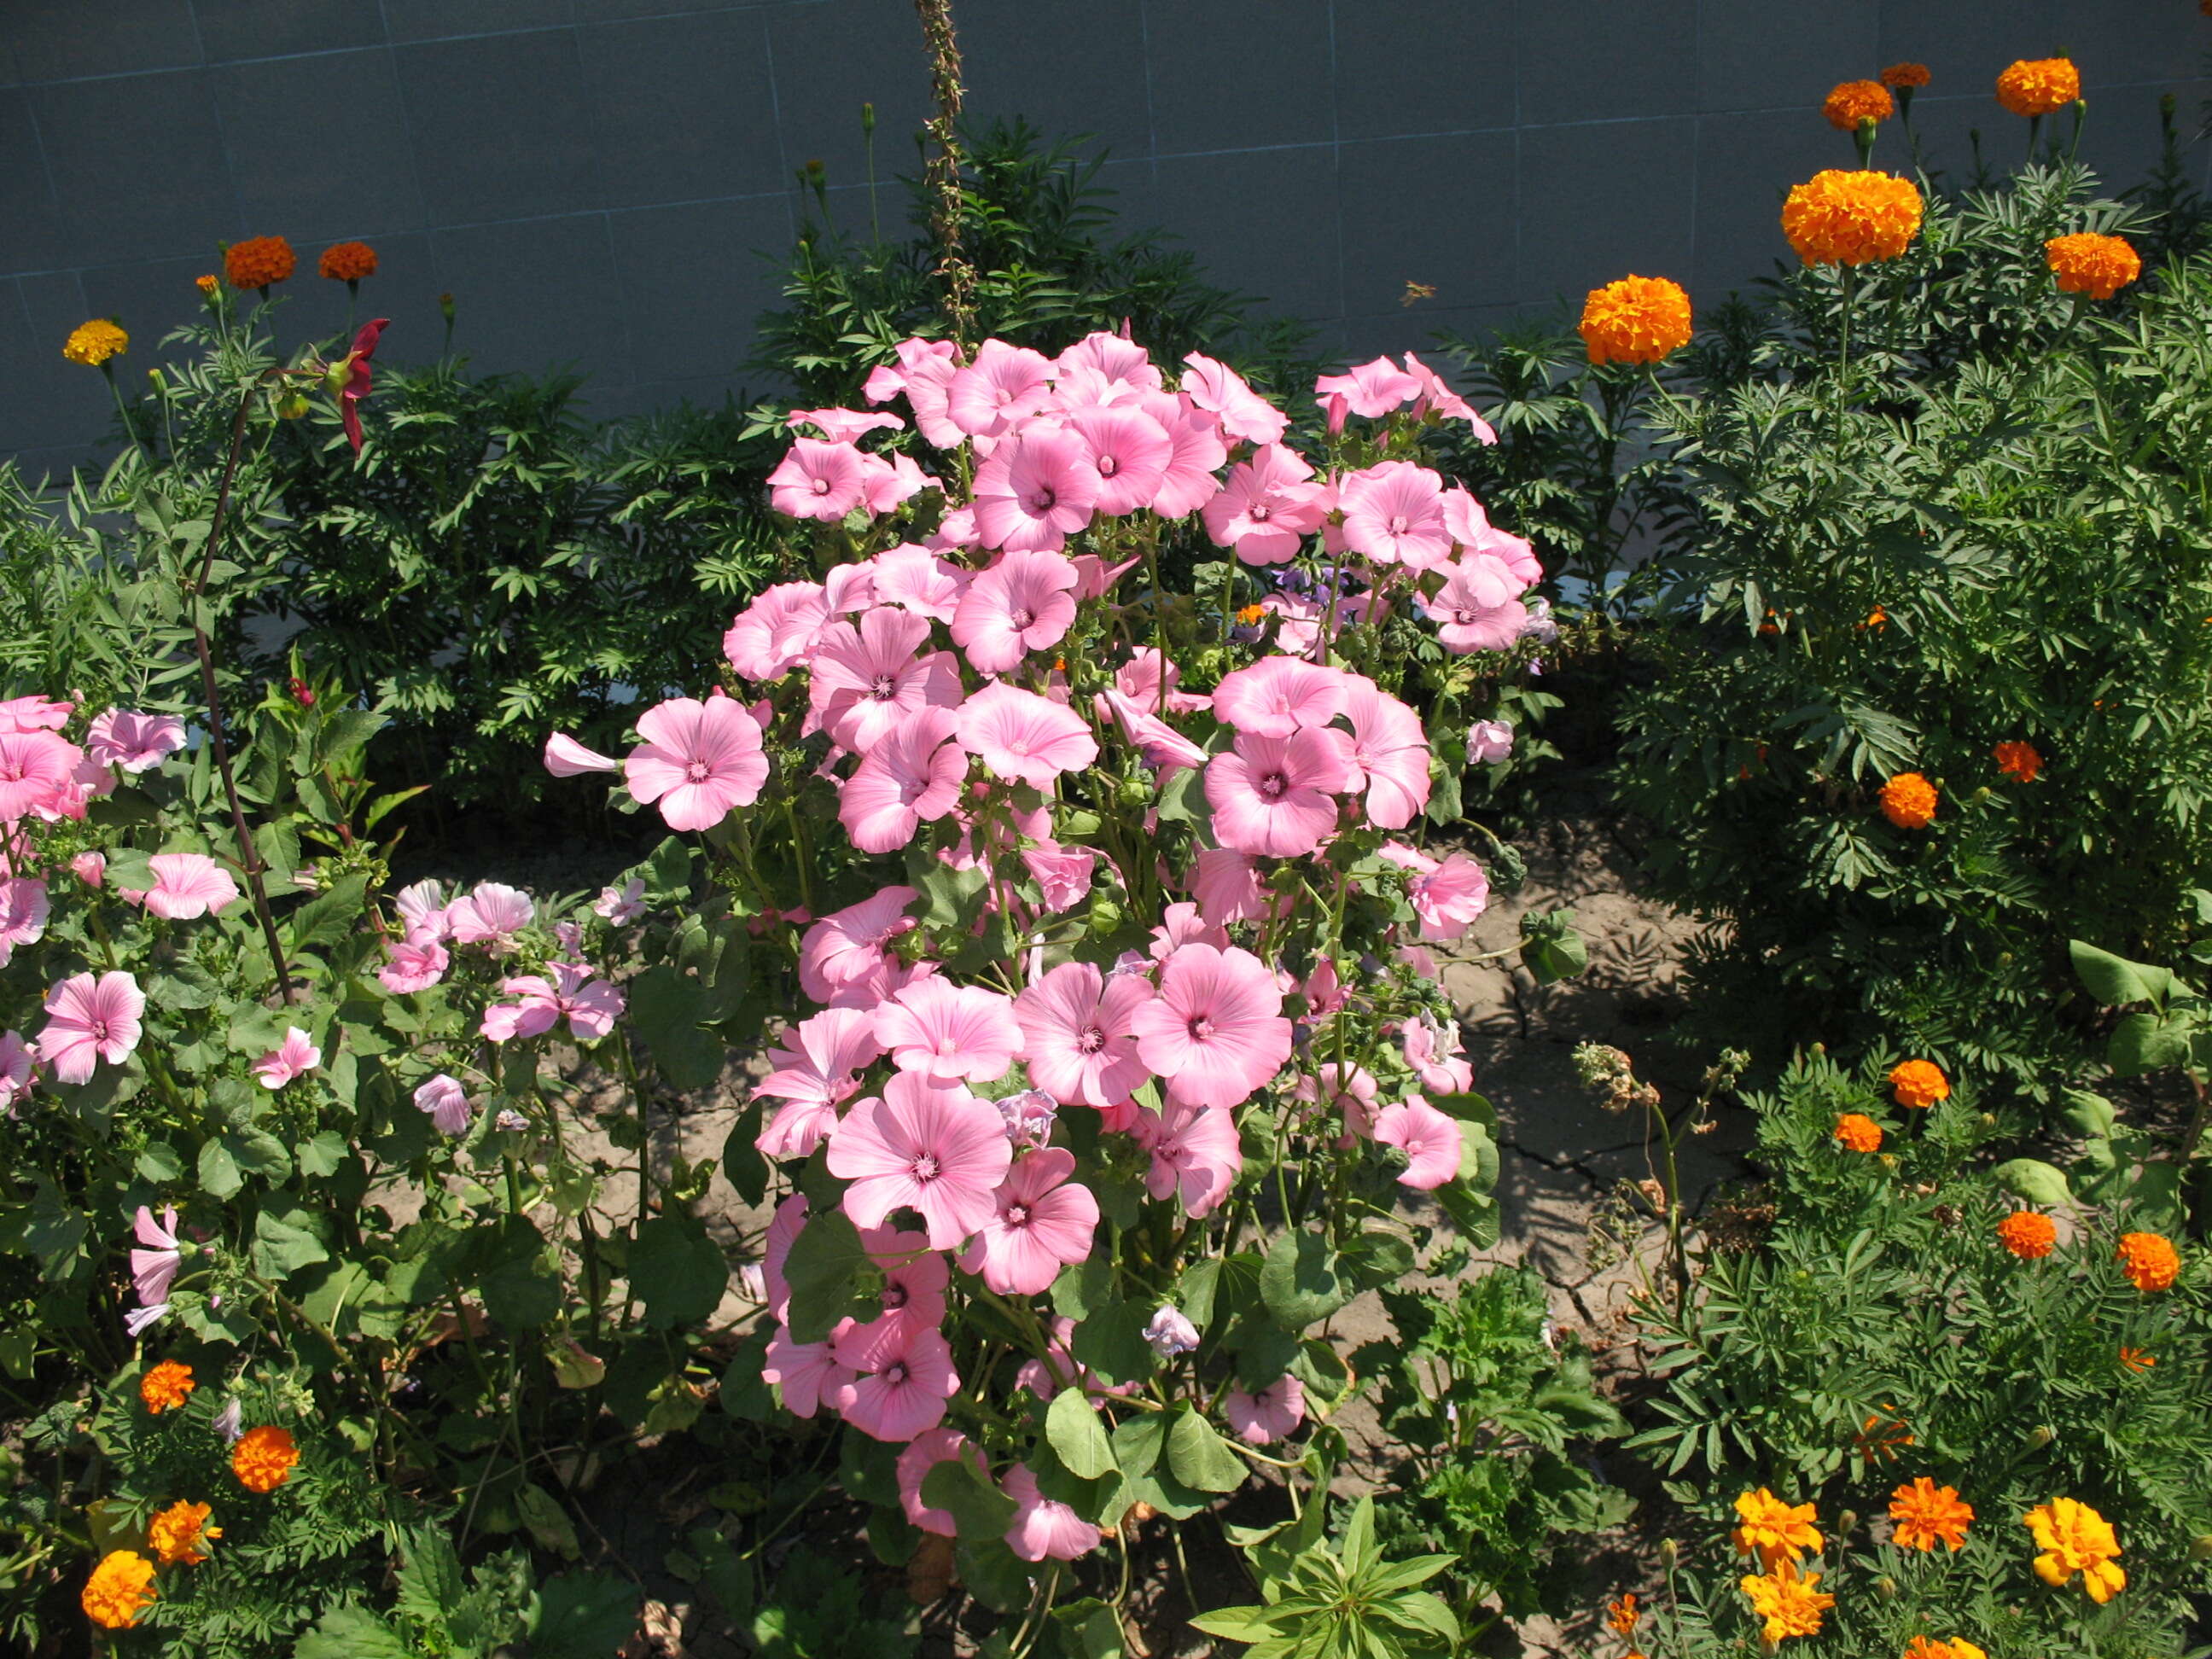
[956,683,1098,789]
[1373,1094,1464,1189]
[1003,1465,1101,1562]
[1129,943,1290,1110]
[841,707,965,854]
[1339,461,1452,568]
[1136,1097,1243,1215]
[1423,560,1528,654]
[1150,901,1228,959]
[135,854,240,921]
[1404,352,1497,443]
[0,1030,32,1113]
[951,549,1080,672]
[626,695,770,833]
[379,936,450,994]
[481,961,625,1043]
[85,709,185,773]
[973,428,1102,552]
[1117,648,1211,715]
[827,1071,1014,1249]
[872,544,970,621]
[1316,356,1422,418]
[1140,390,1231,516]
[1183,352,1289,444]
[1440,490,1537,585]
[393,878,450,941]
[1212,656,1347,737]
[1302,958,1346,1020]
[897,1428,986,1536]
[0,730,81,822]
[415,1074,474,1135]
[809,606,963,755]
[543,731,621,777]
[762,1330,855,1419]
[0,878,48,964]
[252,1026,321,1088]
[1224,1374,1307,1444]
[875,977,1023,1083]
[961,1148,1101,1295]
[761,1194,809,1321]
[0,695,73,732]
[754,1006,883,1158]
[1065,405,1173,516]
[789,405,904,441]
[1402,1015,1473,1095]
[37,970,143,1085]
[1207,728,1353,858]
[1015,961,1152,1108]
[1202,445,1326,564]
[1293,1062,1379,1138]
[866,336,963,446]
[1021,842,1097,913]
[830,1318,962,1441]
[846,1224,952,1340]
[1144,1304,1201,1356]
[724,580,831,680]
[1189,847,1274,926]
[1378,842,1491,940]
[1467,719,1514,763]
[1097,690,1208,774]
[767,437,871,521]
[447,882,534,953]
[1338,677,1432,830]
[858,450,939,514]
[798,886,917,1003]
[946,339,1056,438]
[1057,330,1163,393]
[131,1204,181,1306]
[71,851,105,888]
[595,878,645,924]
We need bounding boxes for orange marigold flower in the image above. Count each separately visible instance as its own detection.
[1738,1558,1835,1643]
[1878,771,1938,828]
[1993,740,2043,782]
[1834,1113,1883,1153]
[1880,63,1932,90]
[1783,169,1923,266]
[195,273,218,294]
[224,235,297,291]
[146,1499,221,1566]
[1732,1487,1821,1567]
[1889,1058,1949,1108]
[1823,79,1895,131]
[2118,1346,2155,1373]
[2024,1497,2124,1603]
[62,319,128,367]
[231,1423,300,1493]
[1889,1477,1973,1551]
[1579,274,1693,366]
[1904,1642,1988,1659]
[1996,57,2081,119]
[140,1359,195,1414]
[2045,232,2141,301]
[1860,604,1889,631]
[1235,603,1267,626]
[318,240,379,282]
[1608,1592,1639,1634]
[1997,1210,2056,1259]
[2116,1231,2180,1293]
[1854,1404,1915,1461]
[81,1549,158,1629]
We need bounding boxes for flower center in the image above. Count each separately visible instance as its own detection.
[1025,487,1057,512]
[1004,1202,1030,1226]
[1076,1026,1105,1054]
[884,1361,909,1384]
[1453,608,1477,626]
[1249,503,1271,521]
[870,672,898,700]
[684,759,712,783]
[89,1017,110,1043]
[1387,513,1410,534]
[810,477,831,495]
[1097,454,1119,476]
[882,1284,909,1310]
[911,1153,940,1183]
[1259,771,1288,800]
[1188,1015,1216,1041]
[1009,607,1036,629]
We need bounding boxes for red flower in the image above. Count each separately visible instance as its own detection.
[334,318,390,453]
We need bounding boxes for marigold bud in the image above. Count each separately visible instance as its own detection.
[1658,1538,1678,1569]
[2190,1534,2212,1560]
[2026,1425,2054,1449]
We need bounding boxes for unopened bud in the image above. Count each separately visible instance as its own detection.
[1835,1510,1858,1536]
[145,367,166,392]
[2189,1534,2212,1560]
[1875,1574,1898,1598]
[323,358,352,399]
[439,292,456,323]
[1086,896,1124,939]
[276,392,310,420]
[2026,1425,2054,1449]
[862,101,876,135]
[1657,1538,1678,1569]
[1979,1112,1998,1129]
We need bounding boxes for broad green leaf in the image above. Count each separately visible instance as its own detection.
[1260,1230,1352,1330]
[527,1571,640,1659]
[517,1482,581,1560]
[779,1209,876,1345]
[1165,1406,1247,1493]
[2069,939,2176,1008]
[628,1215,728,1330]
[1047,1388,1117,1479]
[2109,1010,2196,1075]
[628,964,725,1091]
[1991,1158,2071,1207]
[922,1457,1019,1540]
[251,1209,330,1281]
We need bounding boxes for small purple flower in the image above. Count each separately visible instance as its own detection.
[414,1074,474,1136]
[594,878,646,925]
[997,1089,1058,1150]
[1143,1305,1200,1359]
[493,1108,528,1132]
[212,1397,244,1443]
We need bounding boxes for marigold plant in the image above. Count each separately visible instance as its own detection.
[2024,1496,2124,1601]
[2045,231,2141,300]
[146,1499,220,1566]
[1578,275,1693,365]
[1888,1057,1948,1108]
[1823,79,1895,131]
[1996,57,2082,119]
[1877,771,1938,828]
[139,1359,194,1413]
[1781,169,1924,265]
[80,1550,157,1629]
[224,234,296,291]
[230,1423,300,1493]
[1738,1558,1833,1641]
[1992,739,2043,782]
[61,319,127,367]
[1731,1486,1820,1565]
[1889,1476,1973,1551]
[1997,1209,2057,1259]
[2116,1231,2180,1292]
[1832,1112,1882,1152]
[1879,62,1931,90]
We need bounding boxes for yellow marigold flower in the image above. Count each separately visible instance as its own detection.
[1903,1641,1988,1659]
[62,318,128,367]
[1878,771,1937,828]
[1889,1058,1948,1108]
[318,240,379,282]
[230,1423,300,1493]
[2116,1231,2180,1293]
[1739,1558,1834,1642]
[2045,232,2141,301]
[1880,63,1932,90]
[146,1499,221,1566]
[1732,1487,1821,1566]
[1993,740,2043,782]
[1578,274,1693,366]
[195,273,218,294]
[2118,1346,2155,1373]
[1948,1644,1988,1659]
[1607,1592,1639,1634]
[224,234,297,291]
[1889,1477,1973,1551]
[1783,169,1923,266]
[1823,79,1895,131]
[1996,57,2081,119]
[1997,1210,2056,1259]
[81,1549,158,1629]
[1834,1113,1883,1153]
[2024,1497,2124,1603]
[140,1359,195,1414]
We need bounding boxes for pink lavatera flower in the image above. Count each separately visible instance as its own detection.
[768,437,872,521]
[798,885,918,1004]
[1181,351,1288,445]
[1130,942,1291,1111]
[37,969,143,1085]
[0,695,73,733]
[1097,690,1208,775]
[1138,389,1231,516]
[0,878,48,965]
[0,730,83,822]
[85,709,185,773]
[845,1223,952,1339]
[1149,900,1230,959]
[946,339,1056,439]
[1020,841,1097,914]
[447,881,534,952]
[723,580,832,680]
[252,1026,322,1088]
[830,1317,962,1441]
[1467,719,1515,764]
[858,450,939,515]
[897,1427,988,1536]
[1003,1465,1102,1562]
[875,977,1023,1083]
[957,683,1098,789]
[788,405,905,441]
[753,1005,884,1159]
[414,1074,474,1135]
[1213,655,1347,737]
[1116,647,1211,716]
[760,1193,810,1322]
[1377,841,1491,941]
[481,961,625,1043]
[595,878,646,924]
[626,694,770,833]
[1302,957,1346,1021]
[1015,961,1152,1109]
[131,1204,182,1307]
[1136,1096,1243,1216]
[1189,847,1275,927]
[1225,1374,1307,1444]
[961,1148,1101,1295]
[1340,461,1453,569]
[543,731,620,777]
[1206,727,1353,859]
[761,1330,855,1419]
[973,428,1102,552]
[71,851,105,888]
[1401,1014,1474,1096]
[1439,488,1538,584]
[871,544,971,622]
[810,606,963,755]
[1064,404,1173,516]
[841,707,965,854]
[1294,1062,1380,1140]
[0,1030,32,1113]
[379,935,449,995]
[1057,329,1164,393]
[952,549,1080,672]
[1423,559,1530,654]
[1315,356,1422,419]
[1403,352,1497,443]
[1202,444,1326,565]
[1373,1094,1464,1189]
[1337,676,1434,830]
[827,1071,1014,1249]
[133,854,241,921]
[866,336,963,446]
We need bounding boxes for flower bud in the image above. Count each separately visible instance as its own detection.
[1875,1574,1897,1598]
[439,291,456,324]
[1835,1510,1858,1536]
[1086,895,1124,938]
[2026,1425,2054,1449]
[862,101,876,135]
[276,391,310,421]
[1657,1538,1678,1569]
[2189,1534,2212,1560]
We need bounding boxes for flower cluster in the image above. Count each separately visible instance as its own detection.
[1822,79,1895,131]
[2045,232,2141,301]
[1782,170,1924,267]
[1578,275,1692,366]
[1996,57,2081,119]
[62,319,128,367]
[224,234,297,292]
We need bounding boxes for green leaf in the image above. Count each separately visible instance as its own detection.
[1069,1300,1155,1386]
[297,1130,349,1178]
[527,1571,640,1659]
[2109,1010,2197,1075]
[283,872,370,954]
[479,1218,562,1330]
[251,1209,330,1281]
[517,1482,582,1560]
[1519,908,1587,984]
[296,1604,416,1659]
[922,1457,1019,1540]
[1047,1388,1118,1480]
[1165,1406,1247,1493]
[1992,1158,2072,1207]
[2058,1091,2117,1138]
[628,964,725,1091]
[1112,1413,1167,1479]
[1260,1230,1352,1330]
[2069,940,2176,1007]
[779,1210,876,1345]
[628,1215,728,1330]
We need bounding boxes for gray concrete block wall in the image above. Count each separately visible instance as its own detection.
[3,0,2205,476]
